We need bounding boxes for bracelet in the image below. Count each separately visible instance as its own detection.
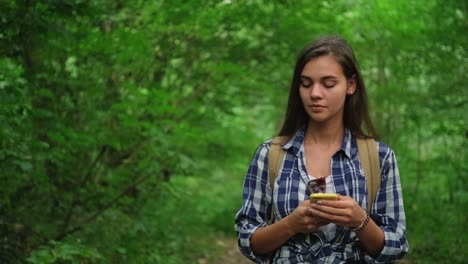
[351,210,370,233]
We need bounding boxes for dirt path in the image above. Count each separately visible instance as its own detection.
[213,237,252,264]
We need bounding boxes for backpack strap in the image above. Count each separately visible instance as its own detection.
[356,138,381,212]
[267,137,288,223]
[268,137,288,191]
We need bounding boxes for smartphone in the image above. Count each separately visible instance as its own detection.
[310,193,338,203]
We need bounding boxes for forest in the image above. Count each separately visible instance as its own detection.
[0,0,466,263]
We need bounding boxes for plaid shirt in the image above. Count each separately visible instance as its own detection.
[235,127,408,263]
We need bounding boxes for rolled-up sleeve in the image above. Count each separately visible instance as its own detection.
[365,145,409,263]
[234,143,272,263]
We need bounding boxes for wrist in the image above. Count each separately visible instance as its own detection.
[351,210,370,233]
[282,215,297,236]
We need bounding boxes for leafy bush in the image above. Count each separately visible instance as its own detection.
[27,241,103,264]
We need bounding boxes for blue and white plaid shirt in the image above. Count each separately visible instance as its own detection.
[235,127,408,263]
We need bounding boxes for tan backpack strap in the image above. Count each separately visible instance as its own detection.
[268,137,288,191]
[356,138,381,212]
[267,136,288,223]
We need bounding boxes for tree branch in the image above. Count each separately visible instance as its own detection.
[79,145,108,188]
[54,172,152,241]
[56,145,108,237]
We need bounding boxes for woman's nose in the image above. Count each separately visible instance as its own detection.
[309,84,322,98]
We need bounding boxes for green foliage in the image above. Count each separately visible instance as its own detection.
[0,58,32,203]
[0,0,466,263]
[27,240,103,264]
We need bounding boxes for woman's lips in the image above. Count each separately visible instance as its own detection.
[310,104,326,112]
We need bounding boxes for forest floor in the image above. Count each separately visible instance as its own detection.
[212,236,251,264]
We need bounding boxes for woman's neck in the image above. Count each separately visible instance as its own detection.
[305,119,345,148]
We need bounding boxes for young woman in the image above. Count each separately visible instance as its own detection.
[235,36,408,263]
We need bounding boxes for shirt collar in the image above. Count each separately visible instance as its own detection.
[340,128,355,159]
[282,126,355,159]
[281,126,306,156]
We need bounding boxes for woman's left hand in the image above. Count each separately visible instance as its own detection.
[309,195,366,228]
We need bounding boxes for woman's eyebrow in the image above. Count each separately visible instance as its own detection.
[300,75,339,82]
[321,75,339,80]
[300,75,338,80]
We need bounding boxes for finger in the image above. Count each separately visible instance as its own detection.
[310,202,340,215]
[311,208,349,224]
[310,204,346,220]
[311,203,358,224]
[308,208,328,222]
[304,212,322,224]
[307,207,317,217]
[316,199,351,208]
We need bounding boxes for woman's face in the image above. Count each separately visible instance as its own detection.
[299,55,355,126]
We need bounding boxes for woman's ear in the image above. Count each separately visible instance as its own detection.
[347,75,357,95]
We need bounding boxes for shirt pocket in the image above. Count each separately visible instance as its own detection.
[274,165,304,218]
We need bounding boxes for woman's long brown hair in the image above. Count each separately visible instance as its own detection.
[278,36,378,140]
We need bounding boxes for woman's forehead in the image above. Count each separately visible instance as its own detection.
[301,55,345,78]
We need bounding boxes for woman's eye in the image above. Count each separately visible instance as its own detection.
[323,82,336,88]
[300,78,312,88]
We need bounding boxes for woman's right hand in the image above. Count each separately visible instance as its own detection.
[251,200,325,254]
[284,200,325,234]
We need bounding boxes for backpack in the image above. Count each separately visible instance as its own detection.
[268,136,380,214]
